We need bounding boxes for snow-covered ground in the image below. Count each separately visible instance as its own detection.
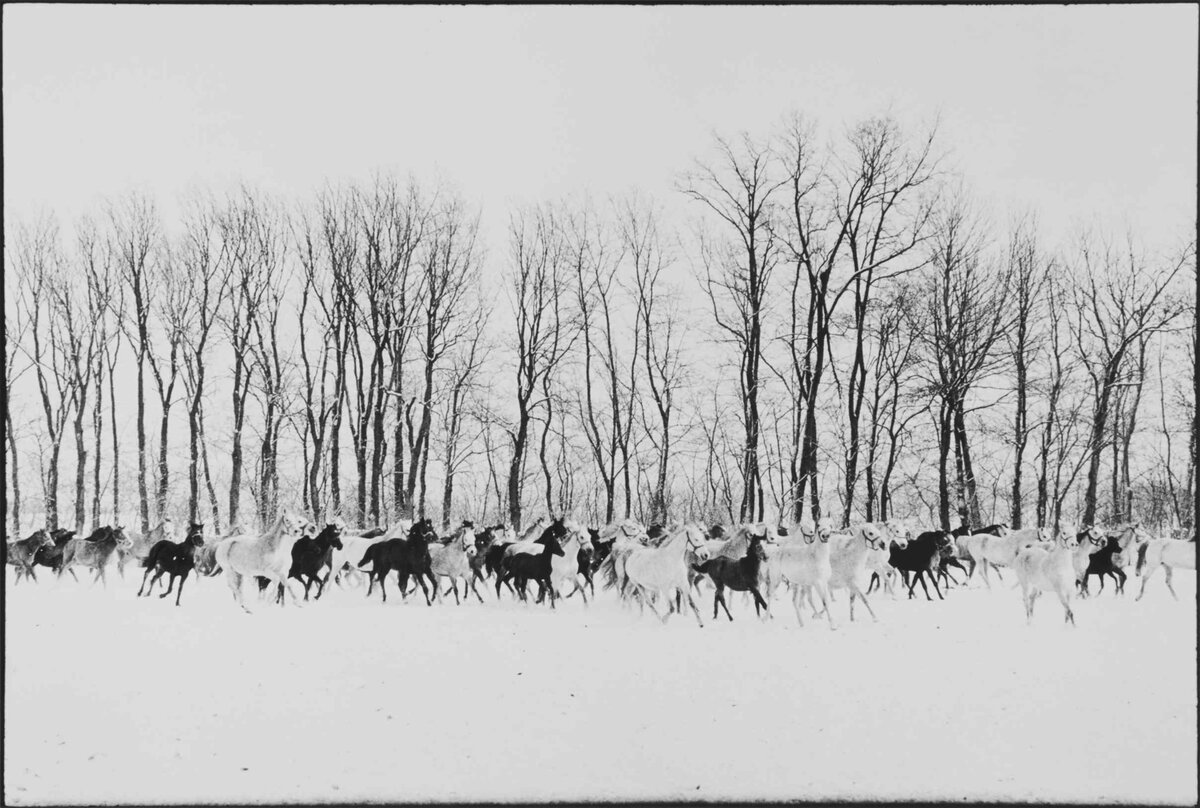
[5,565,1196,805]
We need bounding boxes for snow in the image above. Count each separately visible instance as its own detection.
[5,567,1197,805]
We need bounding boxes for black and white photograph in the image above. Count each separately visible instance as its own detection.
[3,4,1197,805]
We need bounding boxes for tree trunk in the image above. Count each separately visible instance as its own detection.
[6,405,20,536]
[1011,346,1029,529]
[91,358,103,527]
[73,393,88,533]
[136,350,150,534]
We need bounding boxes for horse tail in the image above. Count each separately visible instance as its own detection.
[597,551,618,591]
[1135,541,1150,575]
[358,544,379,569]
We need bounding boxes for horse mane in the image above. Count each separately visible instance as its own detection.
[86,525,115,543]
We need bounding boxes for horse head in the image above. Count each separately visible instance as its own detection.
[859,523,889,551]
[187,523,206,547]
[323,523,345,551]
[408,519,438,546]
[536,518,568,556]
[112,526,132,550]
[748,534,768,562]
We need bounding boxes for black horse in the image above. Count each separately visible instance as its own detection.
[889,531,953,600]
[693,533,770,621]
[469,525,500,591]
[358,519,438,604]
[138,523,205,605]
[484,530,520,597]
[498,518,568,606]
[288,523,345,601]
[1080,532,1127,596]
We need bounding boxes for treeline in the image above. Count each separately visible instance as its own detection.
[4,113,1196,536]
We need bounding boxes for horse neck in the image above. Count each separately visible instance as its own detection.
[660,526,695,558]
[261,516,292,549]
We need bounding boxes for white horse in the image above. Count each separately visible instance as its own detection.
[976,526,1051,585]
[778,521,835,629]
[1135,535,1196,600]
[1013,531,1080,625]
[213,513,308,612]
[622,523,707,626]
[429,522,482,605]
[811,523,891,623]
[547,523,589,604]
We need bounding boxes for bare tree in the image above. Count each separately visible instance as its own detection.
[219,188,273,531]
[913,193,1012,530]
[621,195,687,525]
[682,132,785,522]
[837,117,938,527]
[438,309,489,528]
[1071,236,1190,526]
[109,193,160,534]
[409,193,479,518]
[571,203,639,523]
[61,219,109,532]
[15,220,77,530]
[4,242,35,535]
[148,244,192,523]
[1004,215,1051,528]
[178,194,233,526]
[505,205,573,529]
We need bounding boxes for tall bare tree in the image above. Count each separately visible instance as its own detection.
[1004,216,1051,528]
[621,195,686,525]
[109,193,160,534]
[179,194,232,526]
[505,205,573,529]
[914,194,1012,530]
[682,132,785,522]
[1071,236,1189,526]
[409,193,478,518]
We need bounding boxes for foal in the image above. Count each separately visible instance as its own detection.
[694,533,770,621]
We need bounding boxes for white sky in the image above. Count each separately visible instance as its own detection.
[4,4,1197,256]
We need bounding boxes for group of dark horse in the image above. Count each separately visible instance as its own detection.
[350,517,614,608]
[863,522,1130,602]
[8,525,129,585]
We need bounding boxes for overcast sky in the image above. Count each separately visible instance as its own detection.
[4,4,1197,255]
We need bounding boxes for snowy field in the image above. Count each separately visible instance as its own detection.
[5,567,1196,805]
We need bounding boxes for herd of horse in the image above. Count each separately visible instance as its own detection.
[4,513,1196,627]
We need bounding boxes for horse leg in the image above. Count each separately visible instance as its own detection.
[416,573,433,606]
[159,574,177,599]
[175,571,188,606]
[751,587,770,620]
[1163,565,1178,600]
[866,572,879,595]
[929,570,945,600]
[1114,567,1126,595]
[1136,563,1156,601]
[716,587,733,622]
[855,586,878,622]
[137,566,155,597]
[227,571,249,613]
[790,586,806,628]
